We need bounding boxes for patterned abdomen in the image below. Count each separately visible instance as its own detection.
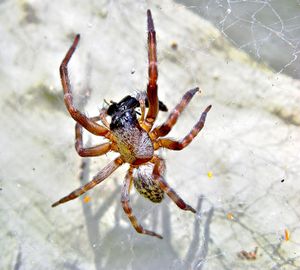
[133,163,164,203]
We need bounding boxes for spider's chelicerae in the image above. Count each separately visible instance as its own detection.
[52,10,211,239]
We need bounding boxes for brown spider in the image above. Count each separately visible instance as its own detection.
[52,10,212,239]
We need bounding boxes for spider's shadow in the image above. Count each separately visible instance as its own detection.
[76,157,214,270]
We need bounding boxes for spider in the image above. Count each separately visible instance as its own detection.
[52,10,212,239]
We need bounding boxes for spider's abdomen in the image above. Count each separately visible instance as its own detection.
[111,111,154,165]
[133,163,164,203]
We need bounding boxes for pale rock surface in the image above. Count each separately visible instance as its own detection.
[0,0,299,269]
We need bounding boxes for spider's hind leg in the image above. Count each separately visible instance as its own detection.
[121,167,163,239]
[151,156,196,213]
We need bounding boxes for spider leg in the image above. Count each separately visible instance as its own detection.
[137,93,167,125]
[121,167,163,239]
[99,108,110,129]
[75,115,117,156]
[138,97,146,123]
[75,118,111,157]
[154,105,212,151]
[60,34,109,137]
[151,87,200,139]
[151,156,196,213]
[52,157,123,207]
[143,10,159,131]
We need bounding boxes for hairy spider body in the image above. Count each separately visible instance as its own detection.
[114,125,153,165]
[108,96,154,165]
[52,10,212,239]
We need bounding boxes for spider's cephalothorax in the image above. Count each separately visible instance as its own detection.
[53,9,212,239]
[108,95,154,165]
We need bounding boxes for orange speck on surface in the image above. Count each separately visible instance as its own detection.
[227,212,234,220]
[170,41,178,50]
[284,229,290,241]
[207,171,213,179]
[83,196,91,203]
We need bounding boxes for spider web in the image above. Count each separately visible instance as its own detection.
[176,0,300,79]
[171,1,300,269]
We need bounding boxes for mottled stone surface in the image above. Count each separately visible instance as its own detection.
[1,0,299,269]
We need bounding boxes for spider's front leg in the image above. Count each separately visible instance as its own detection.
[154,104,212,151]
[151,156,196,213]
[143,10,159,131]
[99,108,110,129]
[151,87,200,139]
[136,92,168,125]
[75,116,112,157]
[121,167,163,239]
[52,157,123,207]
[60,34,109,137]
